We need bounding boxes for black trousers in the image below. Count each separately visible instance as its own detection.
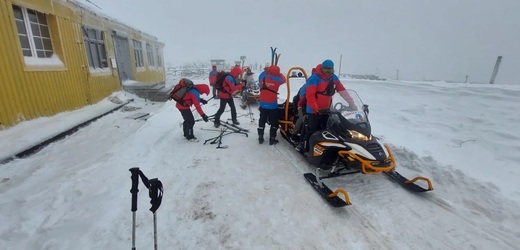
[259,107,279,137]
[303,113,329,151]
[214,98,237,121]
[212,86,218,98]
[180,109,195,138]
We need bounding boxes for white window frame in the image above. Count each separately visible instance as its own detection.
[133,40,144,68]
[146,43,155,67]
[155,47,163,67]
[12,4,54,58]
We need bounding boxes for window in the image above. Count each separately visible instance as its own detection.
[12,5,54,58]
[133,40,144,68]
[146,43,155,67]
[156,47,163,67]
[82,26,108,69]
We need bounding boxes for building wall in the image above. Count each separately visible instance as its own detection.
[0,0,165,129]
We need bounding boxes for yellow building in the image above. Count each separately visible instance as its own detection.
[0,0,166,129]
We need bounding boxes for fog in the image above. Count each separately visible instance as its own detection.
[80,0,520,83]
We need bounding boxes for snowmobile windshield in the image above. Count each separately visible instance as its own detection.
[331,90,367,124]
[330,90,371,137]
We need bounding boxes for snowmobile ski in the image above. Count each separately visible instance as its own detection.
[384,170,433,192]
[303,173,351,207]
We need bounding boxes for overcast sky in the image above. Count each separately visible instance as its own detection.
[80,0,519,84]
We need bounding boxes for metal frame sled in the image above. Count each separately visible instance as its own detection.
[276,67,433,207]
[240,87,260,109]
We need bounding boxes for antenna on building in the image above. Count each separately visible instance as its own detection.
[85,0,102,10]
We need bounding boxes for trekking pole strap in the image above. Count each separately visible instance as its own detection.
[148,178,164,213]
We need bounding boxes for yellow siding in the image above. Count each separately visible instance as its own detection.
[0,0,166,129]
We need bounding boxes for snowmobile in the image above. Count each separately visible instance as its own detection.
[239,82,260,109]
[277,67,433,207]
[237,67,260,109]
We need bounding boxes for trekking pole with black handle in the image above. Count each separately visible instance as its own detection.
[129,167,140,250]
[148,178,163,250]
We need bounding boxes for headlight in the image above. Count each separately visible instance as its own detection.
[348,130,372,141]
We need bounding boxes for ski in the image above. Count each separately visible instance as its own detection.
[270,47,277,66]
[207,123,248,137]
[303,173,351,207]
[222,120,249,132]
[384,170,433,192]
[200,127,225,132]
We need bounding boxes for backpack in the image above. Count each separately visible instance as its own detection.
[317,79,335,96]
[214,71,230,93]
[169,78,194,105]
[260,77,278,94]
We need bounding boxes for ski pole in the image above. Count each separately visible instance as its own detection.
[205,96,214,103]
[148,178,163,250]
[195,113,216,122]
[129,167,140,250]
[246,98,255,123]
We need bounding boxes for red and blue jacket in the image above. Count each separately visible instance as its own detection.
[297,83,308,109]
[217,75,241,99]
[176,89,204,116]
[259,66,286,110]
[258,70,267,89]
[305,64,347,114]
[209,70,217,86]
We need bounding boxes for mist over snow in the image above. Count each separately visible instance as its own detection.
[76,0,520,84]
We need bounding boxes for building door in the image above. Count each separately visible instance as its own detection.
[113,33,134,82]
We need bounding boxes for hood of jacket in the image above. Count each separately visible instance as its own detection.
[195,84,210,96]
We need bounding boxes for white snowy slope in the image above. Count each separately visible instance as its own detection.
[1,77,519,250]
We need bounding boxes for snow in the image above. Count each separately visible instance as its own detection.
[1,77,520,249]
[23,54,64,67]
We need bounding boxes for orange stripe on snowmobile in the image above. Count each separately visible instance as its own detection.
[405,177,433,191]
[338,144,396,174]
[328,189,351,205]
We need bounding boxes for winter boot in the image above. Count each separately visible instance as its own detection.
[258,128,264,144]
[232,119,240,125]
[214,117,221,128]
[269,127,279,145]
[182,123,189,138]
[295,142,303,152]
[186,128,198,142]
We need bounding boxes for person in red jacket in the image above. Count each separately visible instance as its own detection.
[301,59,357,152]
[209,65,218,99]
[257,65,286,145]
[175,82,210,141]
[213,66,243,127]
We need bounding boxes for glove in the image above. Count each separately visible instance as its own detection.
[346,105,357,111]
[241,79,247,84]
[201,114,209,122]
[200,99,208,105]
